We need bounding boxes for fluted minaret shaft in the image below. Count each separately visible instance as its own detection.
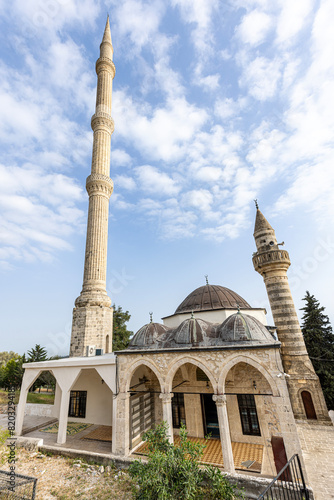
[80,18,115,303]
[70,18,115,357]
[253,208,330,423]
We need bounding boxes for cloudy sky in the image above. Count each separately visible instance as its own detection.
[1,0,334,356]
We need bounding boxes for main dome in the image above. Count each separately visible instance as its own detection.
[175,285,251,314]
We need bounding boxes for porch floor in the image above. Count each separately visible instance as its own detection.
[134,436,263,473]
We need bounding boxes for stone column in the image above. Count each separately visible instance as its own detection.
[159,393,174,444]
[113,392,130,455]
[57,388,71,445]
[213,395,235,474]
[16,369,41,436]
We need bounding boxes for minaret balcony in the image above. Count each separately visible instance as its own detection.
[252,249,291,271]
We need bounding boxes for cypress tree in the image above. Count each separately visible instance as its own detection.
[301,291,334,410]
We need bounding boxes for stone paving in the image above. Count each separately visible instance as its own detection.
[297,422,334,500]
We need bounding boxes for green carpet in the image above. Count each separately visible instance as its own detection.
[40,421,92,436]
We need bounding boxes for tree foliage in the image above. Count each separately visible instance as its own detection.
[27,344,47,362]
[301,291,334,410]
[129,421,242,499]
[0,355,26,390]
[112,304,132,351]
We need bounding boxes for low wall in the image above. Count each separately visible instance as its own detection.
[25,404,54,417]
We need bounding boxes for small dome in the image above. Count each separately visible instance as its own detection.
[218,312,272,343]
[129,323,170,347]
[175,284,251,314]
[174,317,211,345]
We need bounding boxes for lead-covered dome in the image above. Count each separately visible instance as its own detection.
[129,322,170,347]
[218,312,273,343]
[175,285,251,314]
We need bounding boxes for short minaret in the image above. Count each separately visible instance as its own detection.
[252,203,330,423]
[70,17,115,357]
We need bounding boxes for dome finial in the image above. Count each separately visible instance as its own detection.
[205,274,209,285]
[254,199,259,210]
[191,310,194,319]
[149,311,153,323]
[237,303,240,313]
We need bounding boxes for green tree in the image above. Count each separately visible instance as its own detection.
[301,291,334,410]
[27,344,47,362]
[129,422,241,499]
[112,305,132,351]
[0,355,26,390]
[0,351,19,367]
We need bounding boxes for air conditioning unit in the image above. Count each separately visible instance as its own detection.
[95,348,104,356]
[86,345,96,357]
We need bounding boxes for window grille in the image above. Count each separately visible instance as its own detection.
[237,394,260,436]
[68,391,87,418]
[172,393,186,428]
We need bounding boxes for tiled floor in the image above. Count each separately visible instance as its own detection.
[134,436,263,473]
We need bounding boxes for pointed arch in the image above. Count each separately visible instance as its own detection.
[218,355,280,396]
[165,356,217,393]
[121,358,164,392]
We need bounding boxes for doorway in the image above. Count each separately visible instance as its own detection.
[201,394,219,438]
[301,391,317,420]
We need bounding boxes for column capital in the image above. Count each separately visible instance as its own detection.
[212,394,227,406]
[159,392,173,403]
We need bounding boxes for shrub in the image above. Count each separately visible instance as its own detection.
[129,421,242,499]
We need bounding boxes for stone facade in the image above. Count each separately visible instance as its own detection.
[70,18,115,357]
[113,346,304,475]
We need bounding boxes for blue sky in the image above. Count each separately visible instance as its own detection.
[1,0,334,356]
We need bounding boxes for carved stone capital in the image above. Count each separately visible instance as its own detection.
[212,394,227,406]
[159,393,173,403]
[96,57,116,78]
[86,174,113,198]
[91,113,114,134]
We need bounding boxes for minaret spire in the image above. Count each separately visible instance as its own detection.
[252,208,330,423]
[70,18,116,357]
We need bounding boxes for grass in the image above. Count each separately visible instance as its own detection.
[26,392,55,404]
[0,390,54,405]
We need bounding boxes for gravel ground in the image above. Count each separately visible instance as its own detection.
[0,446,134,499]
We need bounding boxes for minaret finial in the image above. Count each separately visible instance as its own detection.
[149,312,153,323]
[254,199,259,210]
[205,274,209,285]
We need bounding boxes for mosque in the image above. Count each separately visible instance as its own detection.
[16,18,331,479]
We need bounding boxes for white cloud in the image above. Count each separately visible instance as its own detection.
[114,90,208,161]
[182,189,213,212]
[239,56,282,100]
[135,165,180,196]
[276,0,314,44]
[171,0,219,56]
[236,10,273,46]
[114,175,136,191]
[111,149,132,167]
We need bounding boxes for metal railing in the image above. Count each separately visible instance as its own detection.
[258,454,310,500]
[0,470,37,499]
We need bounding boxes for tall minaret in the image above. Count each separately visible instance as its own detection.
[252,203,330,423]
[70,17,115,357]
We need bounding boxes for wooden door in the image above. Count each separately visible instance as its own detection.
[271,436,291,480]
[301,391,317,420]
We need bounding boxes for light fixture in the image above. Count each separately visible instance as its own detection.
[252,380,257,390]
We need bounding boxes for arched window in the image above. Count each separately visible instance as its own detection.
[301,391,317,420]
[106,335,110,354]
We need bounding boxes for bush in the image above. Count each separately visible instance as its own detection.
[129,421,242,499]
